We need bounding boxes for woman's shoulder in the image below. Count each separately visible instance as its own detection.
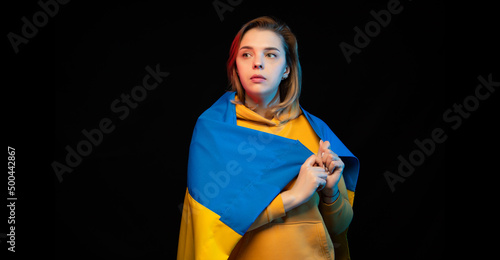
[197,92,237,122]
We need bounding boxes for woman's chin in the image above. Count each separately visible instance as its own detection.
[243,83,277,97]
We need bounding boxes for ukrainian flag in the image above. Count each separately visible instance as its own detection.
[177,92,359,259]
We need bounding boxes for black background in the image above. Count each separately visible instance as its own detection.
[4,0,498,259]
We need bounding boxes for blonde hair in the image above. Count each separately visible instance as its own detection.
[227,16,302,123]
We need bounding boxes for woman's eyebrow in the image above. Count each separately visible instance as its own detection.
[239,46,281,52]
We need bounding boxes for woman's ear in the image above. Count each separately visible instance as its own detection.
[284,66,290,74]
[282,66,290,80]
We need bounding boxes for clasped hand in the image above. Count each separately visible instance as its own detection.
[281,140,345,212]
[316,140,344,197]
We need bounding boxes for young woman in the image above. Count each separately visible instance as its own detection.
[178,16,359,260]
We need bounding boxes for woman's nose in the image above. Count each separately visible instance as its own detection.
[253,57,263,69]
[253,63,263,69]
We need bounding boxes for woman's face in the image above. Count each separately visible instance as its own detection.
[236,28,289,104]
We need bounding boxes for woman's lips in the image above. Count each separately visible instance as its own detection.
[250,74,266,83]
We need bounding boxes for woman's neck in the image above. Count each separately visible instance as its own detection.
[244,91,280,120]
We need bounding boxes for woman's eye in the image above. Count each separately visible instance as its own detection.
[266,53,277,58]
[242,53,252,58]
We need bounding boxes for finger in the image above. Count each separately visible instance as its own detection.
[329,160,345,174]
[318,139,328,152]
[317,140,326,166]
[311,168,328,179]
[322,147,338,158]
[316,180,326,191]
[330,151,340,161]
[322,141,331,151]
[324,153,334,172]
[318,178,327,188]
[305,154,318,167]
[318,172,328,180]
[320,141,330,157]
[312,166,328,172]
[318,140,327,155]
[328,161,336,174]
[319,141,332,162]
[326,151,342,170]
[315,153,323,167]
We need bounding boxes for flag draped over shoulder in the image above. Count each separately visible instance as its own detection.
[177,92,360,260]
